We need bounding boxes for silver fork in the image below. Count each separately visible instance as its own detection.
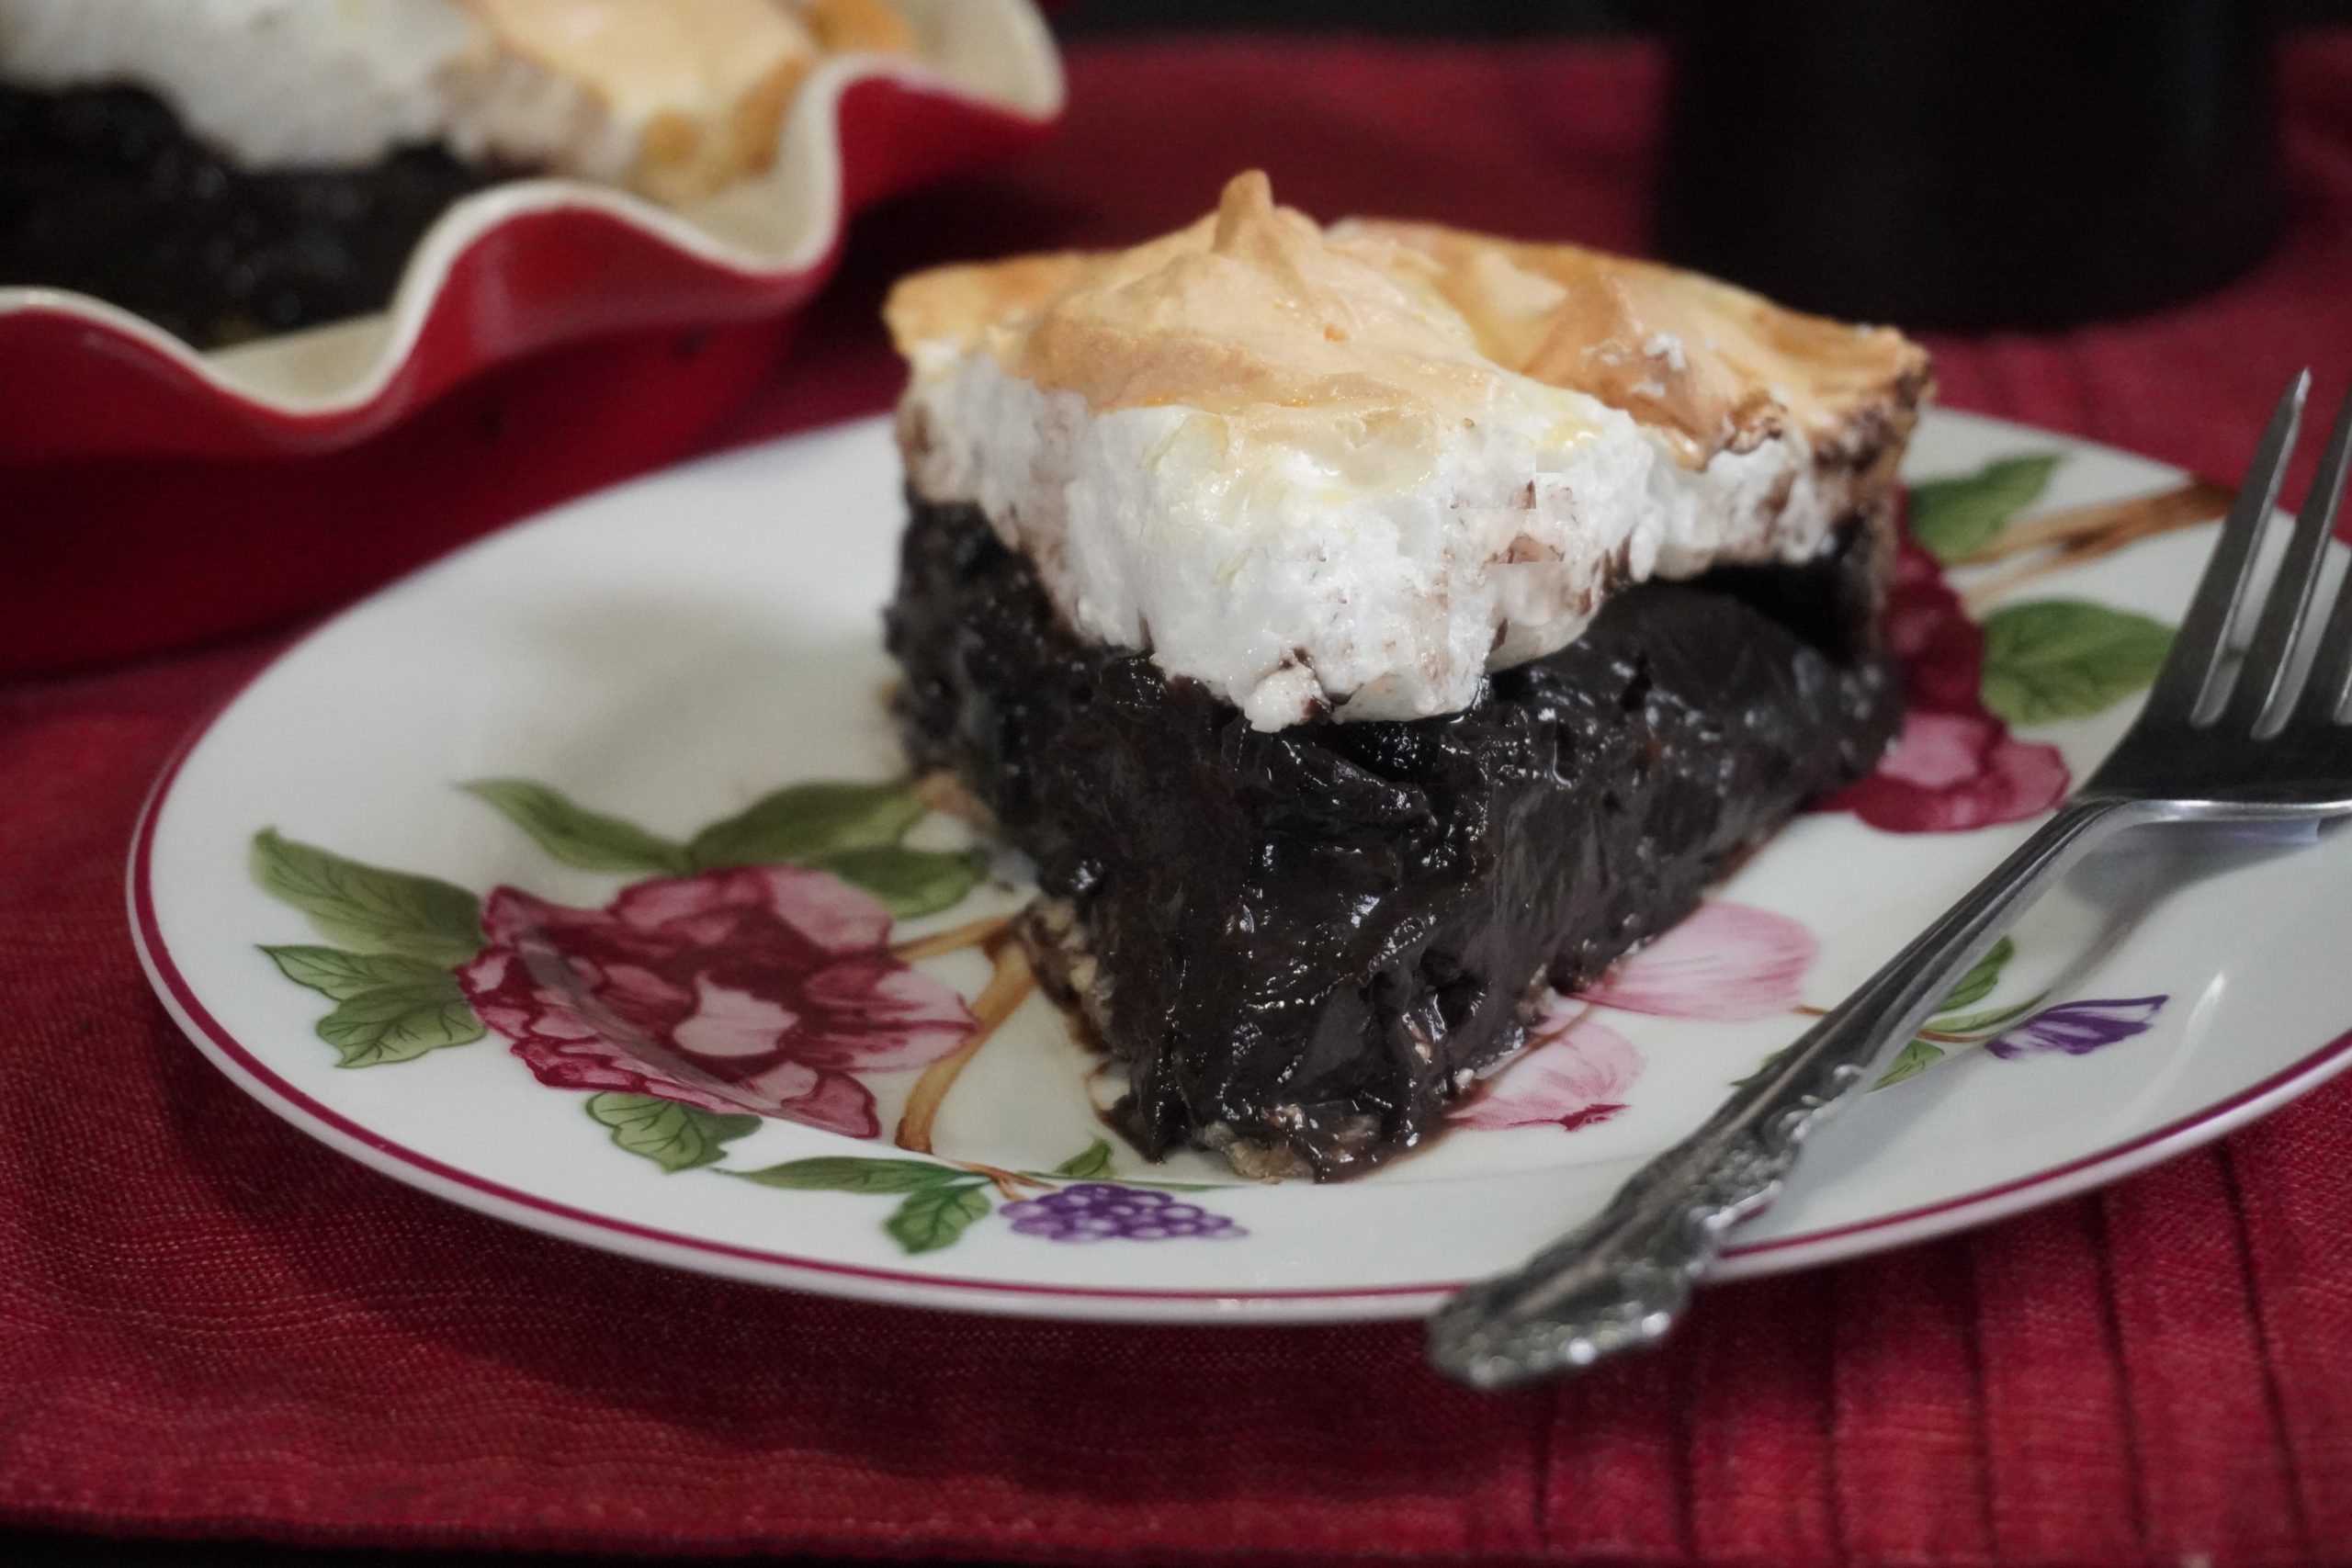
[1429,369,2352,1392]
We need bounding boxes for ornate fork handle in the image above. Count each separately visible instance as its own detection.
[1428,796,2157,1390]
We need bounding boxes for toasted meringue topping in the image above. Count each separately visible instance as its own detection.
[887,173,1929,729]
[891,172,1924,468]
[1329,219,1924,467]
[797,0,914,54]
[469,0,818,203]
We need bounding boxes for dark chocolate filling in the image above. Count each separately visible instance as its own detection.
[0,82,507,348]
[887,494,1904,1180]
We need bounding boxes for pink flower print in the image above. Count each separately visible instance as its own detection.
[1451,1010,1641,1132]
[1577,900,1818,1022]
[1835,710,2072,836]
[1826,537,2071,832]
[1883,538,1995,713]
[1454,901,1815,1131]
[457,865,975,1139]
[1448,902,1815,1133]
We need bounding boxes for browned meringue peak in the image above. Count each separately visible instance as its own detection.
[470,0,912,206]
[795,0,917,54]
[468,0,812,204]
[890,172,1539,437]
[886,171,1928,467]
[1335,219,1931,466]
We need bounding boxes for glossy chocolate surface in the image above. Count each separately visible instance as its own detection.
[888,496,1902,1179]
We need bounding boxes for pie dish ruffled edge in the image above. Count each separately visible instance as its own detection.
[0,0,1062,461]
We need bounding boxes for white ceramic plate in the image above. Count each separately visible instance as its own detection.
[132,410,2352,1323]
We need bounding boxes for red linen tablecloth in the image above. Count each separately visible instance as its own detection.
[8,34,2352,1566]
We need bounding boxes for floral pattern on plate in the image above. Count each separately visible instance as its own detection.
[458,866,974,1138]
[730,1138,1244,1253]
[1828,454,2182,831]
[243,454,2199,1249]
[141,405,2352,1318]
[251,773,1250,1252]
[1453,897,2174,1129]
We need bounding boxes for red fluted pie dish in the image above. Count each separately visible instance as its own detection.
[2,0,1061,677]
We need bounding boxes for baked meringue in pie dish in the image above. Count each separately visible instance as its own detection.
[886,174,1929,1179]
[0,0,918,345]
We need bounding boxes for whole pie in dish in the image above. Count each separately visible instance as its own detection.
[885,173,1931,1180]
[0,0,916,346]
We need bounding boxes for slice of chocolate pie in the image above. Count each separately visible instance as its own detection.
[884,173,1930,1180]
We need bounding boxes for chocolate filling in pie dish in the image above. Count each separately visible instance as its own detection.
[0,0,918,347]
[885,173,1932,1180]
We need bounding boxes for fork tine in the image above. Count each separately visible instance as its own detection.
[2143,369,2309,726]
[2291,392,2352,728]
[2225,383,2352,734]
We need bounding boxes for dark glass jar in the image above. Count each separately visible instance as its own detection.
[1654,0,2283,330]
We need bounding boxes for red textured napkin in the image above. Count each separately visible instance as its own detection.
[8,34,2352,1566]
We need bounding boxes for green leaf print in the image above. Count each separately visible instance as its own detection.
[1873,1037,1946,1090]
[1935,938,2015,1017]
[1050,1138,1116,1179]
[815,844,989,919]
[585,1093,760,1173]
[312,972,485,1066]
[1928,999,2042,1039]
[262,944,452,1001]
[1908,454,2062,562]
[250,829,483,965]
[685,783,927,871]
[886,1181,993,1254]
[461,780,691,874]
[1980,599,2175,727]
[729,1156,968,1194]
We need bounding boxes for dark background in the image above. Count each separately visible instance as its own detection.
[11,0,2349,1564]
[1059,0,2352,32]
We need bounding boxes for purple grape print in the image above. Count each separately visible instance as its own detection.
[1001,1183,1244,1243]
